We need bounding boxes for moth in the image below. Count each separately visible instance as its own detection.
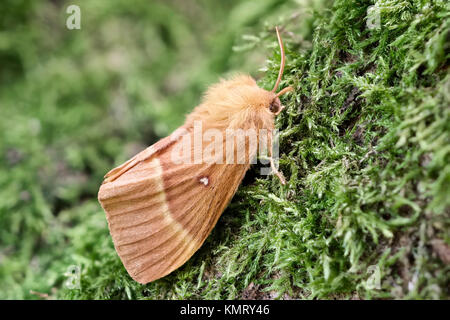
[98,27,293,284]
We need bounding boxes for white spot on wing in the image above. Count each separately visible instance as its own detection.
[199,176,209,186]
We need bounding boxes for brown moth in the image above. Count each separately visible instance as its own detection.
[98,27,293,284]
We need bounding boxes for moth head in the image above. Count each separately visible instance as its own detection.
[269,96,281,114]
[267,27,293,115]
[268,86,293,115]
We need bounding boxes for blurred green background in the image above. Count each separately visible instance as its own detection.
[0,0,306,299]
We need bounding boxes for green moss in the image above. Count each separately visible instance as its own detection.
[0,0,448,299]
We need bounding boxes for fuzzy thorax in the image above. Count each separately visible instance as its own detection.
[185,75,277,131]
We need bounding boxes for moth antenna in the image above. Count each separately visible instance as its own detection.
[271,26,286,93]
[276,86,293,97]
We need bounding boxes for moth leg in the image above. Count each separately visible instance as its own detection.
[274,105,285,116]
[268,130,286,185]
[270,157,286,185]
